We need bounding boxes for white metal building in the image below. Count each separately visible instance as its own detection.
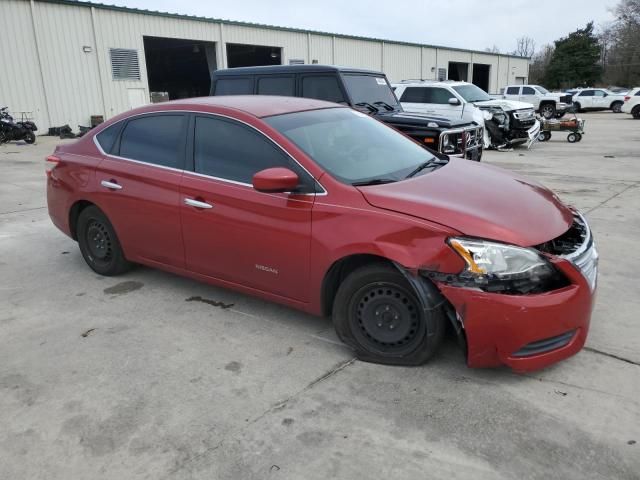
[1,0,530,132]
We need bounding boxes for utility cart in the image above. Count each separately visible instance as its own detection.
[537,108,585,143]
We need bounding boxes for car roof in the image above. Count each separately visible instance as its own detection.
[129,95,343,119]
[213,64,382,76]
[392,81,467,88]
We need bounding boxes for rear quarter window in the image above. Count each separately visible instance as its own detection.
[95,122,123,154]
[214,78,254,95]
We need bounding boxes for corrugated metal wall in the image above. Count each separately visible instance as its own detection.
[0,0,529,132]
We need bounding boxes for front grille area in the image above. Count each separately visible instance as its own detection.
[536,213,598,291]
[439,125,483,157]
[513,330,576,357]
[513,108,535,121]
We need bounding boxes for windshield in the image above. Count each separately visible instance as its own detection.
[342,74,400,109]
[265,108,438,184]
[452,84,491,103]
[534,85,550,94]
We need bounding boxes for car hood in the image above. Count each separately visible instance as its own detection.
[474,99,534,111]
[358,158,573,247]
[375,110,473,129]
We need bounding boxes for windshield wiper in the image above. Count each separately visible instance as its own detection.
[351,178,397,186]
[373,101,395,111]
[405,159,444,178]
[355,102,379,114]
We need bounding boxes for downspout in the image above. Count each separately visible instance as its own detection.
[90,6,108,119]
[29,0,52,128]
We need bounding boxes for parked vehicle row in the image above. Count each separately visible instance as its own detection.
[47,93,598,373]
[0,106,37,145]
[392,81,540,151]
[210,65,484,161]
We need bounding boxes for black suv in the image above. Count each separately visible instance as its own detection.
[210,65,483,161]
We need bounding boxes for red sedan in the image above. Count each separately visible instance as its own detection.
[46,96,598,372]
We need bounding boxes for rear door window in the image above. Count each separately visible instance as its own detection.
[257,76,295,96]
[118,114,187,169]
[579,90,594,97]
[214,78,254,95]
[301,76,345,103]
[522,86,536,95]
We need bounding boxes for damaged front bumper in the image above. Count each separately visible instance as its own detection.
[435,258,595,372]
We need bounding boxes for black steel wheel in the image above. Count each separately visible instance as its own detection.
[540,104,556,119]
[332,263,445,365]
[77,206,131,276]
[24,131,36,144]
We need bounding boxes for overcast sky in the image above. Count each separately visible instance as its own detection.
[106,0,618,54]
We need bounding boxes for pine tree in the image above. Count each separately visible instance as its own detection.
[544,22,602,88]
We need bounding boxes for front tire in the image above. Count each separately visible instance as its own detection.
[611,101,623,113]
[540,104,556,119]
[332,263,445,366]
[77,206,131,276]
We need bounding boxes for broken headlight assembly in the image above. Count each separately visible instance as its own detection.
[424,238,568,294]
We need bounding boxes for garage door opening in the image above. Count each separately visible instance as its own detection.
[448,62,469,82]
[226,44,281,68]
[472,63,491,92]
[143,36,216,101]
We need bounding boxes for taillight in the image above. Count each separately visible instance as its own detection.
[45,155,60,176]
[624,96,631,102]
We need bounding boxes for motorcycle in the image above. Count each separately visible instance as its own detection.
[0,107,37,144]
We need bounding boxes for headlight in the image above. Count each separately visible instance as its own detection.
[442,135,450,147]
[423,237,568,295]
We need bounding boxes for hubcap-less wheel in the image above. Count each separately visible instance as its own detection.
[541,105,555,119]
[351,282,425,354]
[85,220,113,264]
[567,133,577,143]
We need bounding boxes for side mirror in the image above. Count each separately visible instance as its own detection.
[253,167,299,193]
[448,97,461,106]
[603,92,608,97]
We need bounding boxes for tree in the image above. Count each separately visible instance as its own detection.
[514,36,536,58]
[601,0,640,86]
[544,22,602,88]
[529,44,554,84]
[484,45,501,54]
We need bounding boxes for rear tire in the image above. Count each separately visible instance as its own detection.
[77,206,131,276]
[24,131,36,144]
[632,106,640,119]
[611,101,623,113]
[573,102,582,112]
[332,263,445,366]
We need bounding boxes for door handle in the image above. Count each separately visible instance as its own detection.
[184,198,213,209]
[101,180,122,190]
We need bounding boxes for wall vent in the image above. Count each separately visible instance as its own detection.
[110,48,141,80]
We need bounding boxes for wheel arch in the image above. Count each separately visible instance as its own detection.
[320,253,393,316]
[68,199,97,240]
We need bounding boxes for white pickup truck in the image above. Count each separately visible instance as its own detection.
[500,85,572,119]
